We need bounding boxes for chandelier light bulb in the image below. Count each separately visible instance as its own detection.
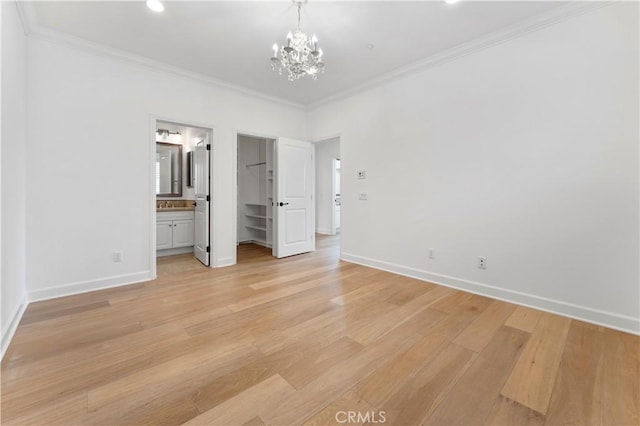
[272,43,278,57]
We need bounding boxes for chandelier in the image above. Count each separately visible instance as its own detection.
[270,1,325,81]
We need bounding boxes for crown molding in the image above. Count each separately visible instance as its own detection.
[307,1,613,110]
[15,1,613,111]
[13,0,34,37]
[18,2,305,111]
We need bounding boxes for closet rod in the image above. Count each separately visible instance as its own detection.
[245,162,266,168]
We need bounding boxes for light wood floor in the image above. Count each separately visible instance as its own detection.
[2,235,638,425]
[157,253,208,276]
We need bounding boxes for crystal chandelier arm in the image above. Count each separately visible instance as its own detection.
[270,0,325,81]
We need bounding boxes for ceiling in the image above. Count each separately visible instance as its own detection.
[29,1,569,106]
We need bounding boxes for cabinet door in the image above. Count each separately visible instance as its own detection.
[173,219,195,248]
[156,220,173,249]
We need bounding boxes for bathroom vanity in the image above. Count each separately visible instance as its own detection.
[156,201,195,256]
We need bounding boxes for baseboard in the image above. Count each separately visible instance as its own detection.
[157,246,193,257]
[215,256,235,268]
[28,271,153,303]
[341,253,640,335]
[1,294,28,361]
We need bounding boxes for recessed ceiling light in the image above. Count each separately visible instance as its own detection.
[445,0,460,4]
[146,0,164,13]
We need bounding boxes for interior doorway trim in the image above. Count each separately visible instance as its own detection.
[232,129,279,266]
[149,114,216,279]
[331,156,341,236]
[313,134,343,257]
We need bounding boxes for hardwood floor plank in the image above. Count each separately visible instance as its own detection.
[190,340,311,413]
[501,313,571,415]
[301,390,379,426]
[2,393,89,426]
[19,300,111,326]
[426,326,529,425]
[346,285,454,345]
[544,321,604,425]
[484,396,544,426]
[601,328,640,426]
[504,305,543,333]
[87,338,258,410]
[453,299,517,353]
[182,374,296,425]
[262,305,446,425]
[379,342,476,425]
[279,336,365,389]
[353,332,450,408]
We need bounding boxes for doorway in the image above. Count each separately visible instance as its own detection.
[314,137,341,236]
[236,133,316,262]
[151,118,212,278]
[332,158,341,235]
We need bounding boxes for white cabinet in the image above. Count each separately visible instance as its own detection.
[157,211,195,251]
[156,220,174,249]
[172,219,195,248]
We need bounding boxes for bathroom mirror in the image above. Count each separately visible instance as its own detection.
[156,142,182,197]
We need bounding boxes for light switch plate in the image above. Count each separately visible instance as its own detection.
[359,192,368,200]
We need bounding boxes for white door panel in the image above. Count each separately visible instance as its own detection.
[194,138,210,265]
[156,220,173,250]
[173,219,195,248]
[275,137,314,258]
[285,209,307,244]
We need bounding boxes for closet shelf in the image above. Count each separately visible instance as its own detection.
[246,162,266,168]
[246,225,267,232]
[245,203,266,207]
[246,214,266,219]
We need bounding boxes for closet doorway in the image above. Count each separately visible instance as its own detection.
[237,134,275,250]
[236,133,316,261]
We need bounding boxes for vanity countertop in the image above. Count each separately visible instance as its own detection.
[156,200,195,212]
[157,207,195,212]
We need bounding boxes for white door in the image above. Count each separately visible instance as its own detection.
[194,138,210,265]
[274,137,315,258]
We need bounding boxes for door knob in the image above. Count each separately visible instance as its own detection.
[278,202,289,207]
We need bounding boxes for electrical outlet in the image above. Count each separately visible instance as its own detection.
[113,251,123,263]
[478,257,487,270]
[358,192,368,200]
[428,248,435,259]
[357,170,366,179]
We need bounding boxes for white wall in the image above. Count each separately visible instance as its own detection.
[315,137,340,234]
[26,36,306,300]
[1,1,28,357]
[307,3,639,333]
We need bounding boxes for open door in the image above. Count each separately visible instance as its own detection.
[274,137,315,258]
[194,137,210,265]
